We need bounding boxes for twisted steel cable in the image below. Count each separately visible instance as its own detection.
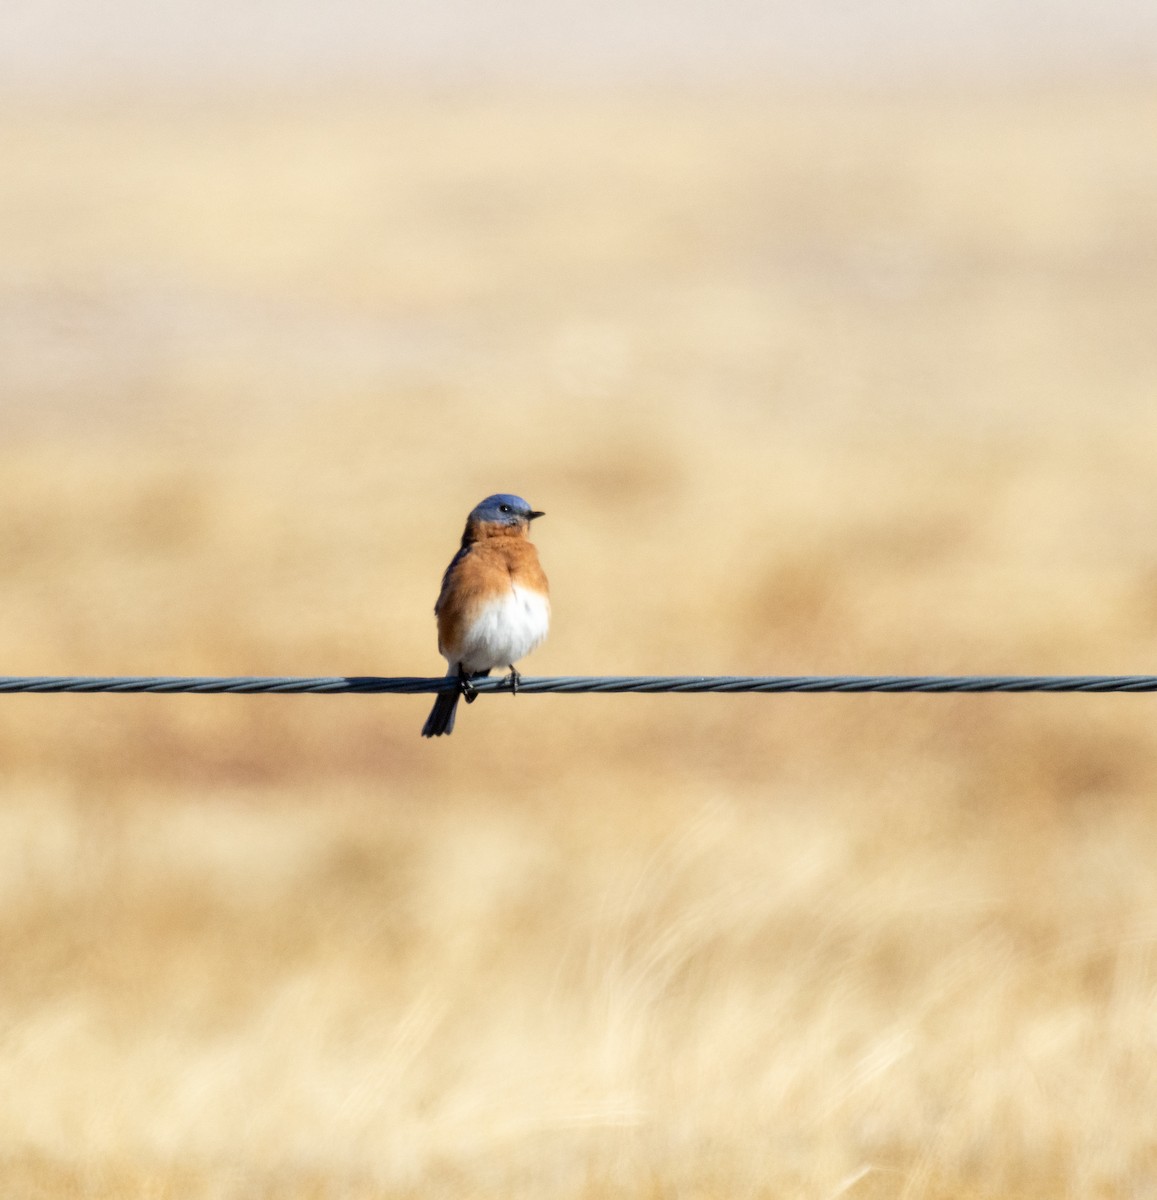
[1,674,1157,694]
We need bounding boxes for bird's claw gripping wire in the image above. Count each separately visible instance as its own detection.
[458,667,480,704]
[500,668,522,695]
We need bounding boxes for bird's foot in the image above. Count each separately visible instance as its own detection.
[458,666,480,704]
[500,667,522,694]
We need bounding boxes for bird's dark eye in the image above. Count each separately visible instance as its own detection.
[499,504,511,514]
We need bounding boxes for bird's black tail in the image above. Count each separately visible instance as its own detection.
[421,685,460,737]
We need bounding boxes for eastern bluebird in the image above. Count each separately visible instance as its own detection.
[421,493,550,738]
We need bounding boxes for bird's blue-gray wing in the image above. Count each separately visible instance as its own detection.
[434,544,471,615]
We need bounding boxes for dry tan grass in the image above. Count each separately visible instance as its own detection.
[2,82,1157,1197]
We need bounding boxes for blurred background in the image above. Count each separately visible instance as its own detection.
[2,3,1157,1197]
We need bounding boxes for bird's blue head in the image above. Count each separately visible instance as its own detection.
[468,493,545,528]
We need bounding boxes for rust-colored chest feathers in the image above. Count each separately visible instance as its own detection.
[434,520,550,671]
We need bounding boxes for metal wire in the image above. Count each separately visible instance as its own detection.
[2,674,1157,694]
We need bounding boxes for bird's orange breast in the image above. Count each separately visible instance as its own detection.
[436,536,549,662]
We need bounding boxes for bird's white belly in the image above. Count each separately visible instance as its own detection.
[456,585,550,672]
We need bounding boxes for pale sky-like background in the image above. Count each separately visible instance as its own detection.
[2,0,1156,89]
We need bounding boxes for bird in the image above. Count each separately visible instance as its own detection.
[421,493,550,738]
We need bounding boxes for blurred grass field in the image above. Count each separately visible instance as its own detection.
[2,83,1157,1197]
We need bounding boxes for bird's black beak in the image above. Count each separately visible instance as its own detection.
[528,510,545,521]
